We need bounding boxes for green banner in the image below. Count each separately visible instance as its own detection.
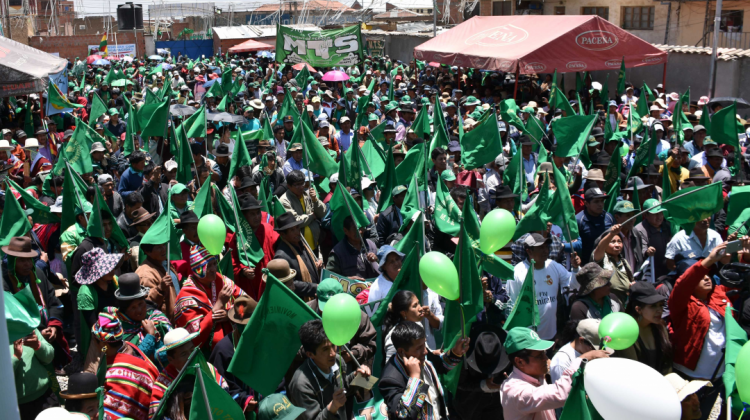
[275,24,364,67]
[321,269,376,298]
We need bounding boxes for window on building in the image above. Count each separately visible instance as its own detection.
[622,6,654,30]
[709,10,743,32]
[493,1,512,15]
[554,6,565,15]
[581,7,608,20]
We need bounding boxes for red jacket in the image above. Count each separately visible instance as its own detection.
[668,261,732,370]
[227,220,279,300]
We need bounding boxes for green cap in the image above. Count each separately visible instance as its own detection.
[612,200,637,214]
[380,95,389,102]
[587,136,601,147]
[464,95,481,106]
[392,185,408,196]
[368,113,378,122]
[258,393,305,420]
[469,110,483,120]
[703,138,717,146]
[440,169,456,182]
[400,97,412,105]
[108,108,119,115]
[421,97,430,105]
[384,102,398,113]
[317,278,343,311]
[75,201,93,215]
[522,106,534,113]
[643,198,666,214]
[504,327,554,354]
[170,183,189,195]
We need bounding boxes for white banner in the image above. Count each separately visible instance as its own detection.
[87,43,136,58]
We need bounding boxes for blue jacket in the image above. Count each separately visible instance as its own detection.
[576,208,615,264]
[118,167,143,197]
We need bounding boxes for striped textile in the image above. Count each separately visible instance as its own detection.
[148,361,228,420]
[102,342,160,420]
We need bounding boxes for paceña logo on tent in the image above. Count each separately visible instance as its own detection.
[643,56,663,64]
[464,25,529,47]
[524,62,546,72]
[604,59,621,68]
[566,61,587,70]
[575,30,619,51]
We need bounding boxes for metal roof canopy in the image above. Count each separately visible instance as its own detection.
[213,24,321,40]
[0,36,68,98]
[414,15,668,74]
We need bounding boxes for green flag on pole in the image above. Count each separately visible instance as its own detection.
[616,57,626,96]
[189,366,245,420]
[660,182,724,226]
[724,304,748,417]
[460,112,503,170]
[369,247,423,328]
[711,103,742,176]
[503,260,540,330]
[559,369,604,420]
[550,114,597,158]
[0,185,32,246]
[138,98,170,138]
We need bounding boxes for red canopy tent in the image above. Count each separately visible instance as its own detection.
[414,16,667,94]
[227,39,275,54]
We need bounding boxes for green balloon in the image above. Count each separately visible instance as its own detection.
[322,294,361,346]
[480,209,516,254]
[197,214,226,256]
[598,313,639,350]
[736,341,750,404]
[418,251,459,300]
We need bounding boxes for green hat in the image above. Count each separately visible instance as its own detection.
[421,97,430,105]
[258,394,305,420]
[68,82,75,88]
[440,169,456,182]
[368,113,378,122]
[587,136,601,147]
[504,327,554,354]
[205,92,214,99]
[380,96,389,102]
[384,102,398,113]
[703,138,717,146]
[464,96,481,106]
[400,97,412,105]
[612,200,637,214]
[643,198,666,214]
[108,108,119,115]
[75,202,93,216]
[244,106,253,113]
[170,183,189,195]
[250,82,259,88]
[469,110,483,120]
[522,106,534,113]
[317,278,343,311]
[392,185,408,196]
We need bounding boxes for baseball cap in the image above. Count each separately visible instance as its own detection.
[316,278,344,311]
[629,281,666,305]
[523,233,551,248]
[643,198,666,214]
[392,185,407,196]
[612,200,637,214]
[584,187,607,201]
[504,327,554,354]
[258,393,305,420]
[440,169,456,182]
[576,319,601,350]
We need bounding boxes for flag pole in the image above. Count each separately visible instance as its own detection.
[195,364,214,420]
[65,161,89,224]
[621,182,717,226]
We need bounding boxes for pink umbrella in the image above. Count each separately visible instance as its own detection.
[428,62,441,67]
[292,62,316,72]
[321,70,349,82]
[86,54,102,64]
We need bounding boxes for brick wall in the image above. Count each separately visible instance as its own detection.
[29,32,147,61]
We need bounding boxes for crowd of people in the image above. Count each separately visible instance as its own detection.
[3,49,750,420]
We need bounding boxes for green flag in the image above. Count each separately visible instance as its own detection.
[637,85,649,117]
[551,87,576,118]
[216,94,230,113]
[434,176,461,236]
[0,185,32,246]
[228,130,253,182]
[661,161,672,201]
[47,82,83,111]
[360,139,386,182]
[176,124,195,185]
[369,247,423,328]
[227,270,319,396]
[92,186,129,249]
[672,89,691,145]
[395,143,425,187]
[700,104,712,132]
[60,167,86,235]
[550,164,580,241]
[727,186,750,228]
[460,112,503,170]
[550,114,597,158]
[549,69,558,105]
[338,141,364,191]
[627,128,657,179]
[376,145,398,213]
[138,97,170,138]
[291,117,338,178]
[559,369,604,420]
[603,140,625,192]
[500,99,525,131]
[122,99,139,157]
[8,180,59,226]
[64,122,95,174]
[5,287,41,343]
[193,181,213,218]
[228,184,265,267]
[724,305,748,417]
[139,201,181,264]
[642,82,656,101]
[412,105,431,139]
[711,103,742,176]
[605,178,622,215]
[503,146,525,213]
[144,88,159,105]
[599,74,609,106]
[89,92,108,125]
[660,182,724,226]
[512,174,553,241]
[442,197,484,394]
[616,57,626,95]
[279,88,301,126]
[399,174,423,225]
[329,183,370,242]
[190,366,245,420]
[84,186,107,240]
[524,115,546,145]
[503,260,540,330]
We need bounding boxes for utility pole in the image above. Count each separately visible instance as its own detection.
[708,0,723,97]
[663,1,671,44]
[432,0,437,36]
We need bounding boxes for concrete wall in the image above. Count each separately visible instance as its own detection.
[29,32,146,61]
[363,30,431,62]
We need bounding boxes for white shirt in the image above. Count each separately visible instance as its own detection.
[690,151,727,169]
[550,342,580,383]
[674,307,726,379]
[368,273,393,303]
[665,228,723,261]
[509,260,573,340]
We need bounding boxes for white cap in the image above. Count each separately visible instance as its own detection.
[665,373,712,401]
[340,116,351,123]
[50,196,63,213]
[265,96,274,102]
[164,159,178,172]
[329,173,339,183]
[319,120,330,128]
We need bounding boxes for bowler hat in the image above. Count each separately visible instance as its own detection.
[114,273,150,300]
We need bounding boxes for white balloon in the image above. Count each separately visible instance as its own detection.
[584,358,681,420]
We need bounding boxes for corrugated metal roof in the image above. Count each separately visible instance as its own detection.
[213,24,320,39]
[374,9,425,19]
[253,0,353,13]
[653,44,750,61]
